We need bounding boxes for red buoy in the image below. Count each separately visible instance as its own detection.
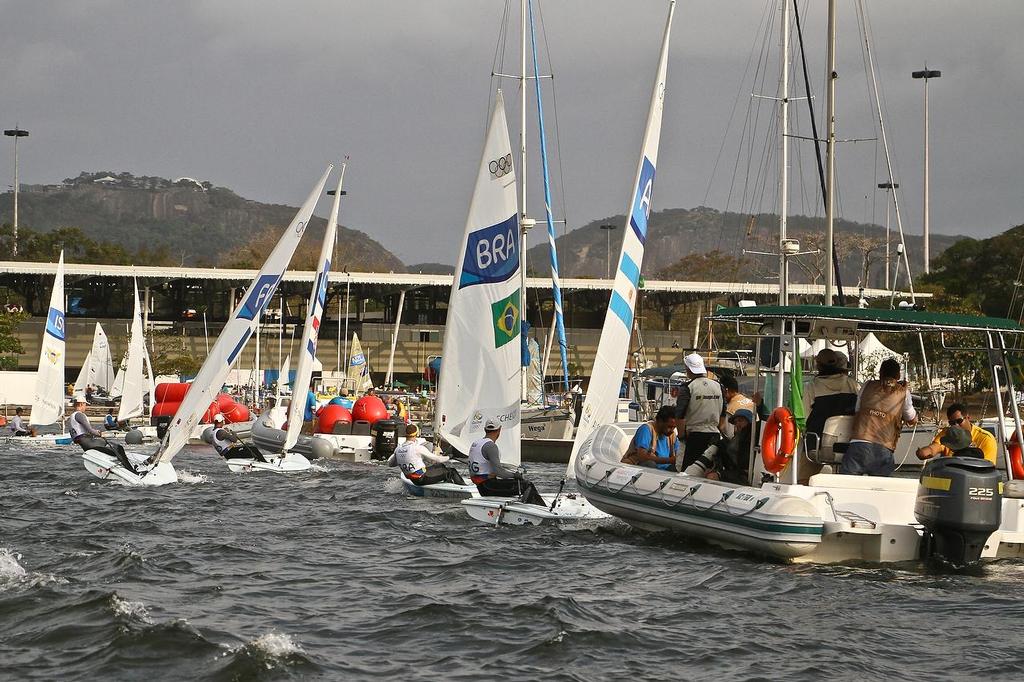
[155,382,190,403]
[316,404,353,434]
[351,396,388,425]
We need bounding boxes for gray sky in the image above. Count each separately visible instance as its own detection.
[2,0,1022,264]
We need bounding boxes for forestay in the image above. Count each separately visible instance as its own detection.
[567,2,674,479]
[31,251,66,427]
[117,278,146,422]
[435,90,522,461]
[285,164,346,452]
[155,165,333,464]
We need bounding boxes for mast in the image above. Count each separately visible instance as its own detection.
[518,0,532,401]
[778,0,790,307]
[823,0,837,305]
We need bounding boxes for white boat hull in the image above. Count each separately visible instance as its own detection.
[399,472,478,499]
[2,433,73,446]
[82,449,177,486]
[521,405,574,440]
[461,492,609,526]
[225,453,311,473]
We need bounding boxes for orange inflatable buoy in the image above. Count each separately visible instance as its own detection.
[1009,431,1024,480]
[761,406,798,474]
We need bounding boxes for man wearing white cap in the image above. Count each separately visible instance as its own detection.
[468,418,546,506]
[675,353,725,470]
[210,414,268,462]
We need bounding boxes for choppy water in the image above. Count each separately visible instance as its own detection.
[3,443,1024,681]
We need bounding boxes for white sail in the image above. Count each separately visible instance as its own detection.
[285,165,346,451]
[73,351,91,396]
[155,165,333,463]
[277,354,292,396]
[434,90,521,461]
[30,251,66,427]
[567,2,674,479]
[118,278,146,422]
[142,339,156,414]
[109,352,127,398]
[91,323,115,390]
[527,337,543,404]
[346,333,373,394]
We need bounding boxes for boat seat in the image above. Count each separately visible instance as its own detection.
[332,420,352,435]
[807,472,919,494]
[351,420,371,436]
[807,415,854,464]
[1004,480,1024,499]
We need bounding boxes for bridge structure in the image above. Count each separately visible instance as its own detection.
[0,260,920,382]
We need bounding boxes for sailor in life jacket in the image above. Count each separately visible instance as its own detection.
[209,414,268,463]
[387,423,466,486]
[839,358,917,477]
[68,396,139,472]
[468,418,546,506]
[620,405,679,470]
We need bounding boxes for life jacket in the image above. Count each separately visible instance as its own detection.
[468,437,494,483]
[622,422,676,465]
[67,412,91,441]
[210,427,234,454]
[394,439,427,477]
[852,380,908,451]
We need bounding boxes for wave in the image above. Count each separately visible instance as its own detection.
[212,631,318,679]
[0,548,67,590]
[176,469,208,484]
[109,594,153,624]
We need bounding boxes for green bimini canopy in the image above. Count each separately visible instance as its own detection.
[710,304,1024,335]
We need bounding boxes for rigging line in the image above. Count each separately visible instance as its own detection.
[734,1,774,226]
[792,0,845,304]
[536,0,570,241]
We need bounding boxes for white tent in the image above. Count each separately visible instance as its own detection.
[855,333,902,384]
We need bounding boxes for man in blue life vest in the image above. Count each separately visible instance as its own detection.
[621,405,679,469]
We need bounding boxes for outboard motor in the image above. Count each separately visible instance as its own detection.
[370,419,401,460]
[915,456,1002,566]
[155,415,172,441]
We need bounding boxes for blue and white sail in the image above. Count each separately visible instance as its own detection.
[117,278,146,422]
[285,164,346,452]
[527,0,570,391]
[567,1,674,478]
[30,251,66,427]
[156,165,333,463]
[435,89,522,461]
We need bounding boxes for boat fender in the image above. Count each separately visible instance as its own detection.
[1009,431,1024,480]
[761,406,797,474]
[309,437,334,460]
[124,429,144,445]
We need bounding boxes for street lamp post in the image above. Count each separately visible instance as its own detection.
[4,127,29,258]
[599,224,617,279]
[912,67,940,274]
[878,181,899,289]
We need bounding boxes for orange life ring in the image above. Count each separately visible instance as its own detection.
[1009,431,1024,480]
[761,406,798,474]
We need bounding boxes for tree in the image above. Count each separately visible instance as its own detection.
[0,309,26,370]
[149,330,202,377]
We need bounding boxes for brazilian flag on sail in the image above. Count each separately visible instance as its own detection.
[491,290,521,349]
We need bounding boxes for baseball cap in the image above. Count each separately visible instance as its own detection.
[213,413,226,423]
[484,417,502,431]
[683,353,706,375]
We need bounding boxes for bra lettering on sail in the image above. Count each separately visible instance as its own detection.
[629,157,656,244]
[459,214,519,289]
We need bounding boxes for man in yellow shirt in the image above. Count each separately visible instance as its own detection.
[916,403,997,464]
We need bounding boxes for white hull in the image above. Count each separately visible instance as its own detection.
[82,449,177,486]
[575,423,1024,563]
[2,433,73,446]
[399,473,478,499]
[462,492,609,526]
[251,416,401,463]
[225,453,311,473]
[521,405,574,440]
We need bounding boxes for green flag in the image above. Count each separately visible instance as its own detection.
[788,350,806,431]
[491,290,521,349]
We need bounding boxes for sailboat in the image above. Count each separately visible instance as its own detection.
[6,251,72,446]
[346,332,373,393]
[81,165,334,486]
[72,323,115,401]
[228,165,351,474]
[460,0,675,526]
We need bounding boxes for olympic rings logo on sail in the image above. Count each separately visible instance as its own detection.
[488,153,513,180]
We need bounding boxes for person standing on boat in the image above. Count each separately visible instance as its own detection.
[9,407,36,437]
[915,403,996,464]
[389,423,466,485]
[621,405,679,470]
[468,418,546,506]
[302,389,318,434]
[839,358,917,476]
[675,353,726,470]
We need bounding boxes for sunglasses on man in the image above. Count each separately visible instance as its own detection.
[949,417,965,426]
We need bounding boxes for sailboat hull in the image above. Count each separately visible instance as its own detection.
[399,473,478,499]
[461,493,608,526]
[225,453,311,473]
[82,450,177,486]
[3,433,73,446]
